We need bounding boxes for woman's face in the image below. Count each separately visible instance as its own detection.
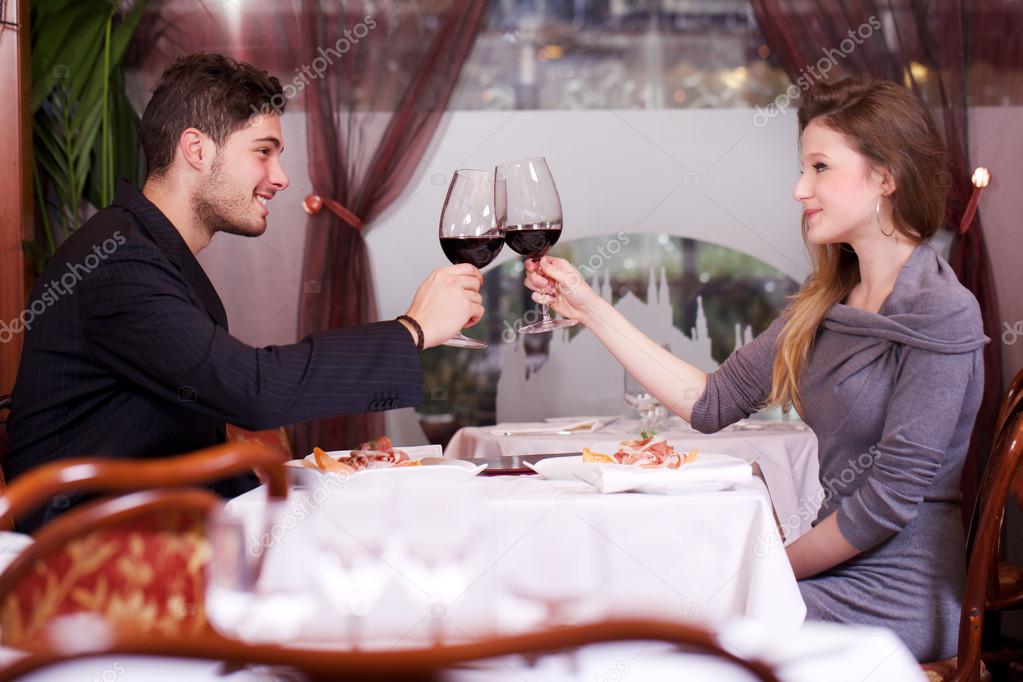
[793,119,891,246]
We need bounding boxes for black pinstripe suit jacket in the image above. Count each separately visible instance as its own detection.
[6,180,423,531]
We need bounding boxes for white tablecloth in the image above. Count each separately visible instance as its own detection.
[447,417,822,541]
[227,474,806,643]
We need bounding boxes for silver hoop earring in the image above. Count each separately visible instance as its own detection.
[877,197,895,237]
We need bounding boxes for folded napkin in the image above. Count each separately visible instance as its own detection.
[597,456,752,494]
[490,417,615,436]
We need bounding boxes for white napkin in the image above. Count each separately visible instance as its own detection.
[597,457,752,494]
[490,418,612,436]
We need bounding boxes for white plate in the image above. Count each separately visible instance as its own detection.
[524,452,751,493]
[285,445,487,488]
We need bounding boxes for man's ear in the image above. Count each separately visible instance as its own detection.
[178,128,214,171]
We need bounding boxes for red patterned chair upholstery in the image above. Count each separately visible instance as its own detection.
[0,442,286,648]
[0,490,217,646]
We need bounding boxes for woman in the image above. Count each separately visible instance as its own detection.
[524,78,987,661]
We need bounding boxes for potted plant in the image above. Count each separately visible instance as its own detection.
[28,0,149,273]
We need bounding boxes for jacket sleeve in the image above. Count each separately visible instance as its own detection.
[689,314,787,433]
[79,238,423,431]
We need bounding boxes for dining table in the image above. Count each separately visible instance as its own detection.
[446,415,822,542]
[0,459,927,681]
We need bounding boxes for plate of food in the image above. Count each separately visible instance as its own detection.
[285,436,488,487]
[525,434,752,493]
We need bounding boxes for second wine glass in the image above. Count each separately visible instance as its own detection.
[495,157,577,334]
[439,169,504,349]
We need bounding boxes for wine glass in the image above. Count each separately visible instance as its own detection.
[625,370,668,433]
[439,169,505,349]
[624,344,670,433]
[314,488,398,648]
[205,501,322,643]
[503,510,605,627]
[495,157,577,334]
[393,484,483,645]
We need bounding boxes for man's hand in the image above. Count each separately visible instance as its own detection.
[404,264,485,348]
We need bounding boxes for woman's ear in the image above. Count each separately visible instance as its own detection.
[878,167,897,197]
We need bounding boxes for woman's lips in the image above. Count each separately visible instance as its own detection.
[804,209,822,219]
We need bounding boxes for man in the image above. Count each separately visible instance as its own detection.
[6,53,484,532]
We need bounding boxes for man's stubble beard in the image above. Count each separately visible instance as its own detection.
[191,155,266,239]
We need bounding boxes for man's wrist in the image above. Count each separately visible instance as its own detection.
[396,315,425,351]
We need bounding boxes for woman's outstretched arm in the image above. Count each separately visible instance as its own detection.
[525,256,707,422]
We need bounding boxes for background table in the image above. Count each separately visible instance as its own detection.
[447,417,822,541]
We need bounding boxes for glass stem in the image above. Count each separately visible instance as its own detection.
[535,257,553,322]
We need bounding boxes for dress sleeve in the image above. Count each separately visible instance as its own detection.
[689,314,787,433]
[835,346,981,551]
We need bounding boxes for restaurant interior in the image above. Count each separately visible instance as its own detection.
[0,0,1021,680]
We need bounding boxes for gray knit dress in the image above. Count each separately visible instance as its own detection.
[690,243,987,661]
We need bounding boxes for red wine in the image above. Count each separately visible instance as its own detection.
[503,222,563,259]
[440,235,505,268]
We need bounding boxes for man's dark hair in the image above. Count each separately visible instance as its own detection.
[139,52,285,178]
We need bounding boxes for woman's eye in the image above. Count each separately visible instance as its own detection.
[813,162,827,172]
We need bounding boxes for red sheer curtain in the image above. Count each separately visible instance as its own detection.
[750,0,1007,519]
[282,1,486,453]
[127,1,487,453]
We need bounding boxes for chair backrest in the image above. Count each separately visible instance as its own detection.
[0,440,287,531]
[0,395,10,528]
[0,394,11,471]
[965,365,1023,564]
[996,366,1023,512]
[995,367,1023,440]
[225,423,294,463]
[955,409,1023,681]
[0,488,222,647]
[0,617,781,682]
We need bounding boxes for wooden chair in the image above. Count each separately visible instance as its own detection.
[0,440,288,531]
[0,394,11,492]
[921,408,1023,681]
[995,367,1023,512]
[0,611,782,681]
[225,423,294,463]
[0,488,226,648]
[0,441,287,647]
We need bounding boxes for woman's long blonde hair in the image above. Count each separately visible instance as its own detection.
[766,78,947,415]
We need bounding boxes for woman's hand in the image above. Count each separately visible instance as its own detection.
[523,257,603,326]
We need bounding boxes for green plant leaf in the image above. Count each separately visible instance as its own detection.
[30,4,109,112]
[22,240,51,275]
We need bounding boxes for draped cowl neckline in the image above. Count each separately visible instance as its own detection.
[822,243,989,354]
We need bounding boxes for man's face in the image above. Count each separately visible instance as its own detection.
[192,114,289,238]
